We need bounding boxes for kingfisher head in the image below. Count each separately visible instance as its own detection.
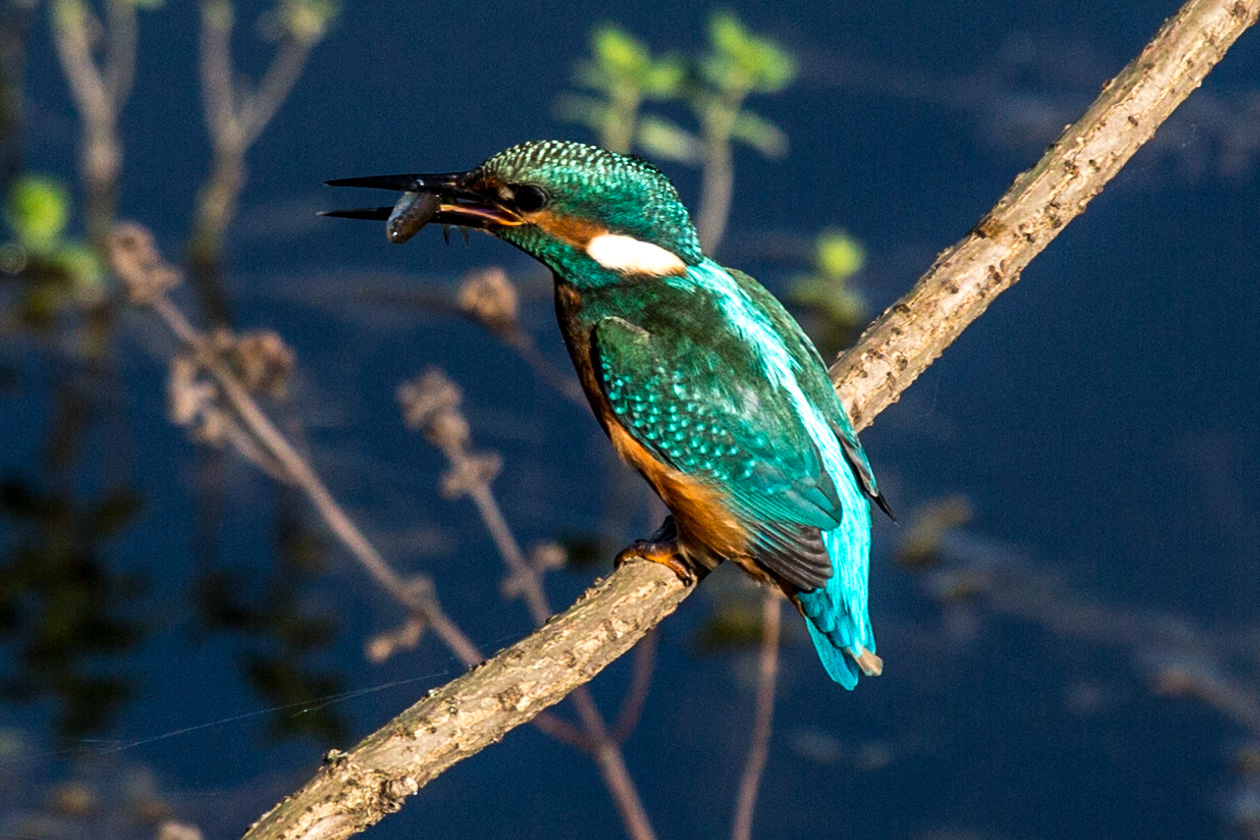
[325,140,704,285]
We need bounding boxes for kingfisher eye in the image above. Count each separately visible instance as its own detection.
[511,184,549,212]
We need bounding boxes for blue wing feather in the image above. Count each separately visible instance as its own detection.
[592,315,838,589]
[589,260,882,686]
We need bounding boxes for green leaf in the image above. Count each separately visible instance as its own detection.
[731,109,788,158]
[816,228,865,279]
[641,56,686,99]
[636,117,701,164]
[573,58,611,93]
[704,10,796,94]
[592,24,649,74]
[5,176,71,253]
[56,243,105,297]
[747,41,796,94]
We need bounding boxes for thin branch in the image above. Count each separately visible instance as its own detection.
[51,1,111,132]
[466,484,553,622]
[164,295,484,665]
[189,0,328,319]
[400,370,657,840]
[108,225,483,668]
[239,36,314,147]
[612,629,658,744]
[198,0,240,150]
[114,226,602,766]
[103,0,137,106]
[240,1,1259,837]
[696,102,737,254]
[502,330,590,408]
[585,732,659,840]
[51,0,129,244]
[529,708,594,750]
[731,591,782,840]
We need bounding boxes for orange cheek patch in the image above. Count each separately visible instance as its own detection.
[528,210,608,248]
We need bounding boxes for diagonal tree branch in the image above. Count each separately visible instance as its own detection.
[828,0,1259,424]
[241,1,1259,837]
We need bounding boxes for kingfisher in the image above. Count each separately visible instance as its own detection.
[325,140,892,687]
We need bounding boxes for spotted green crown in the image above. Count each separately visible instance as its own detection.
[471,140,705,268]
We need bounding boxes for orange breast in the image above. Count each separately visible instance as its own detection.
[604,421,749,565]
[554,284,750,567]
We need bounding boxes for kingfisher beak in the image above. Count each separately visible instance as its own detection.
[321,171,521,243]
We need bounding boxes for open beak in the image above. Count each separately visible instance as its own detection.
[321,171,521,244]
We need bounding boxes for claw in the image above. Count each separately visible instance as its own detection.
[614,538,696,585]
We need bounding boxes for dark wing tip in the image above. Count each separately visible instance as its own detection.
[319,207,394,221]
[873,492,897,524]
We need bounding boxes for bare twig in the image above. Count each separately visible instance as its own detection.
[189,0,329,321]
[239,36,310,147]
[399,369,658,840]
[454,267,589,407]
[731,590,782,840]
[0,5,29,191]
[239,2,1259,837]
[102,0,137,106]
[50,0,138,245]
[108,224,482,667]
[612,630,658,744]
[966,561,1260,736]
[696,101,737,254]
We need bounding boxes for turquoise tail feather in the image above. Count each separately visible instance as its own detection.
[795,475,880,689]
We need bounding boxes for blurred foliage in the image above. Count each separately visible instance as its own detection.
[788,228,869,357]
[700,11,795,96]
[555,23,685,154]
[896,495,976,571]
[693,593,766,652]
[2,175,106,330]
[195,491,347,745]
[558,531,605,570]
[0,742,187,839]
[0,5,25,196]
[688,9,794,159]
[557,11,794,164]
[6,174,68,251]
[0,478,148,740]
[261,0,341,45]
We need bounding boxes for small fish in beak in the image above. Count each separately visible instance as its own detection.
[386,192,442,244]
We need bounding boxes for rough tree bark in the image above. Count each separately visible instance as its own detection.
[242,1,1260,837]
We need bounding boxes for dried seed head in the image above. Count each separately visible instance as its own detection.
[167,352,223,443]
[439,452,502,499]
[530,541,567,572]
[214,329,295,397]
[156,821,204,840]
[107,223,181,306]
[365,616,426,664]
[456,267,518,336]
[398,368,469,451]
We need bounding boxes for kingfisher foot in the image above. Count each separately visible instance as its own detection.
[614,538,695,586]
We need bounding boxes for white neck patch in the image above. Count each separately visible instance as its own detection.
[586,233,687,276]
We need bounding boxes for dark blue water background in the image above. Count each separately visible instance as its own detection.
[5,1,1260,838]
